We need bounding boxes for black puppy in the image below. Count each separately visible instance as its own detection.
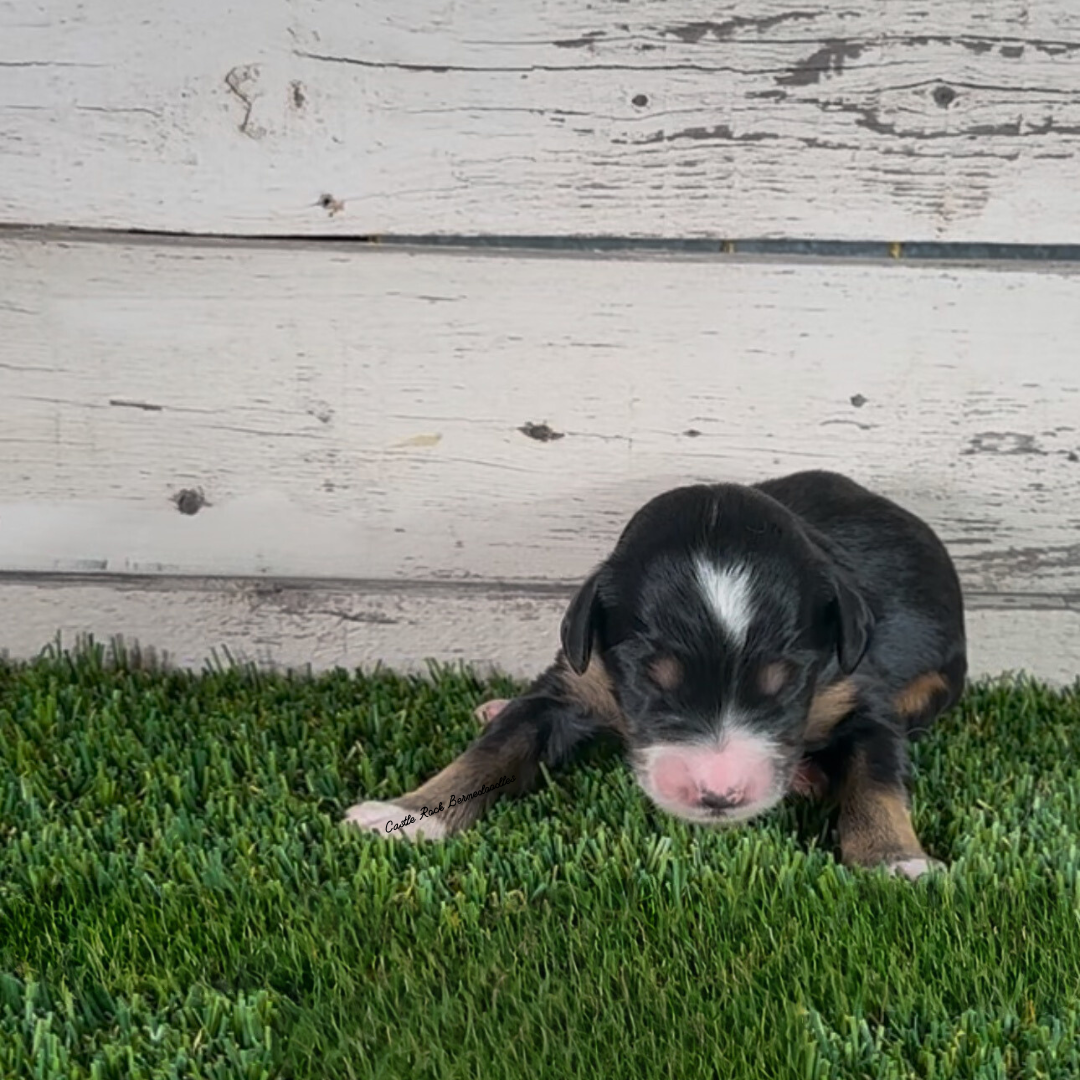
[347,470,966,877]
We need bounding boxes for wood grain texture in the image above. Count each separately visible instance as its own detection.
[2,576,1077,683]
[0,576,567,676]
[2,234,1079,618]
[3,0,1080,240]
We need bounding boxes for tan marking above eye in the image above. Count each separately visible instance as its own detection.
[758,660,792,696]
[648,655,683,690]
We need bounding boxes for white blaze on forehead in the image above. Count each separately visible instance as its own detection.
[693,556,755,645]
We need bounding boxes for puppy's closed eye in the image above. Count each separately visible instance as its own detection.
[758,660,794,697]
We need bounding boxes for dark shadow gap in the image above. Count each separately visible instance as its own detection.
[4,224,1080,263]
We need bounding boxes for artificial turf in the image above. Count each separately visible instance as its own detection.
[2,644,1080,1079]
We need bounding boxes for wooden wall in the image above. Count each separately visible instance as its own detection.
[2,0,1079,681]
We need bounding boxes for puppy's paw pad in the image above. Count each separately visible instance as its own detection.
[343,800,447,841]
[886,856,944,880]
[474,698,510,725]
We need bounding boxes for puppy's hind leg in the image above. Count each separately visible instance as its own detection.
[346,674,618,841]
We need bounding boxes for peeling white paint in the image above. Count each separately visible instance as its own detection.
[2,1,1080,239]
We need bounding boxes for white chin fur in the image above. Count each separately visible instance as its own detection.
[343,800,448,841]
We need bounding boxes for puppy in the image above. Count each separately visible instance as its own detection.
[346,470,966,878]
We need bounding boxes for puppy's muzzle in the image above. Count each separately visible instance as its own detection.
[636,728,787,825]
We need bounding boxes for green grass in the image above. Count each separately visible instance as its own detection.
[2,644,1080,1079]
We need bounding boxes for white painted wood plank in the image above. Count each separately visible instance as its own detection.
[2,578,1077,684]
[2,234,1079,609]
[0,577,566,677]
[3,0,1080,240]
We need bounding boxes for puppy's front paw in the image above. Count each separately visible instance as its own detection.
[474,698,511,725]
[789,759,829,800]
[343,800,448,841]
[884,856,945,880]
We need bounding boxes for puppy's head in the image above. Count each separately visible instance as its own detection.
[562,483,872,826]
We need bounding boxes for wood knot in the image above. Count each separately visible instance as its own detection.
[173,488,208,515]
[932,85,956,108]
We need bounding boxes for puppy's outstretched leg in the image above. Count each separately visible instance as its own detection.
[834,725,942,880]
[346,661,622,840]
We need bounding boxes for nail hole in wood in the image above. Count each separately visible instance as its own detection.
[519,421,565,442]
[173,488,208,515]
[319,193,345,215]
[933,85,956,108]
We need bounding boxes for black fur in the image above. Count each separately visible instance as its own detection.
[487,470,964,811]
[363,471,966,852]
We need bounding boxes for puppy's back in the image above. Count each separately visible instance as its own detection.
[755,470,966,707]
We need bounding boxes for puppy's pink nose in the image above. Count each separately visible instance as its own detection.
[653,755,699,805]
[650,740,775,810]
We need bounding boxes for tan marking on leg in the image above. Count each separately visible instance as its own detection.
[838,750,927,869]
[346,723,534,840]
[402,747,521,831]
[893,671,949,721]
[804,677,857,744]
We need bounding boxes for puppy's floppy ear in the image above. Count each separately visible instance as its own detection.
[560,568,603,675]
[831,571,874,674]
